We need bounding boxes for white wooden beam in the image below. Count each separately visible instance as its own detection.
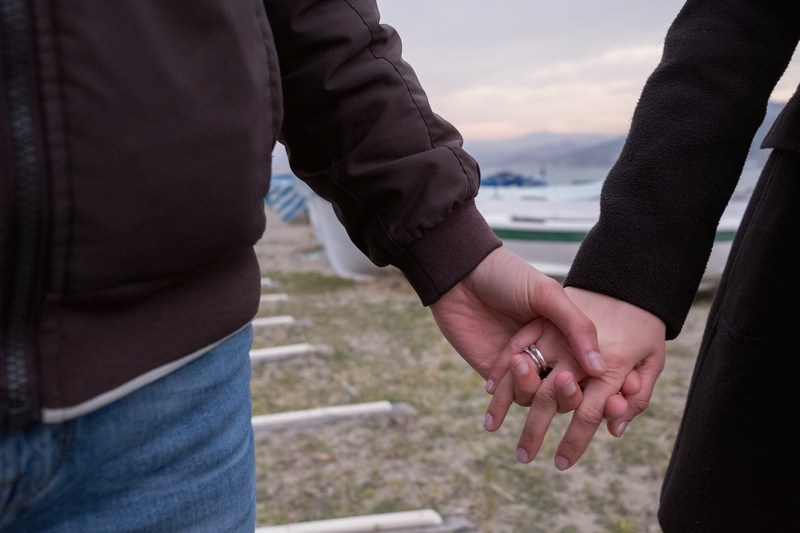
[254,509,443,533]
[250,343,333,363]
[252,401,415,435]
[252,315,305,328]
[260,293,289,303]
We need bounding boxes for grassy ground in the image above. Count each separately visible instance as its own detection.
[251,210,712,532]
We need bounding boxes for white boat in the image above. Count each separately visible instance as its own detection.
[305,193,394,281]
[476,182,747,292]
[303,179,747,292]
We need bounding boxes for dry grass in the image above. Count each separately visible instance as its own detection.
[251,209,712,532]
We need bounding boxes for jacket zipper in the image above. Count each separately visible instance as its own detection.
[1,0,41,426]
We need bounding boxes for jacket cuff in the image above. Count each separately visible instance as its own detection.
[391,200,502,306]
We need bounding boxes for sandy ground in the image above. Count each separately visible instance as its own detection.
[251,208,711,532]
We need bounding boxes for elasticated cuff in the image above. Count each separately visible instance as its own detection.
[391,200,502,306]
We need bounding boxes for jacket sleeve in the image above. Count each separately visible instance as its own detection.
[263,0,501,305]
[564,0,800,339]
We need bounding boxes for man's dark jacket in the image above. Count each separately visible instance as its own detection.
[0,1,500,427]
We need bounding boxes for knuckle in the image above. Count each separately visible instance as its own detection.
[573,403,605,427]
[558,437,584,457]
[581,319,598,340]
[558,396,581,413]
[531,385,558,409]
[630,396,651,414]
[514,395,533,408]
[518,425,539,446]
[507,337,530,357]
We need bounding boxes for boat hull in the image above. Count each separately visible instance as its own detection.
[306,184,744,292]
[485,214,738,292]
[305,195,389,280]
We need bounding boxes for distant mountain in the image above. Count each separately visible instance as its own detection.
[272,101,786,176]
[536,136,626,168]
[467,100,786,175]
[463,131,619,172]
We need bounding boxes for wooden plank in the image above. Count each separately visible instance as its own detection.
[250,343,333,363]
[260,293,289,303]
[252,315,305,328]
[254,509,443,533]
[252,401,415,435]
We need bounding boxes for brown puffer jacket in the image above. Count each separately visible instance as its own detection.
[0,0,500,427]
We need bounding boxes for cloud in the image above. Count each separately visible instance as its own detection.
[375,1,799,138]
[374,1,682,137]
[428,44,665,137]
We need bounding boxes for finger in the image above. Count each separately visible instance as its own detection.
[485,329,554,431]
[484,319,546,394]
[552,376,624,470]
[604,393,628,421]
[599,370,641,433]
[601,370,641,425]
[553,371,582,413]
[620,370,641,396]
[530,279,605,377]
[513,376,561,464]
[510,352,544,406]
[608,360,663,437]
[512,352,585,464]
[483,373,516,432]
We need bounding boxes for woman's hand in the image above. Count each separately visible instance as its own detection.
[507,288,666,469]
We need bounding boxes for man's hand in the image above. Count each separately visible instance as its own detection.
[428,248,606,429]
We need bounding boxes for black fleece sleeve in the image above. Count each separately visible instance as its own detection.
[564,0,800,339]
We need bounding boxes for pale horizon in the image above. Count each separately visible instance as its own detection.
[376,1,800,140]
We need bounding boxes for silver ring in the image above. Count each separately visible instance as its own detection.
[523,345,551,378]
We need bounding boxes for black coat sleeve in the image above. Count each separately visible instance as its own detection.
[564,0,800,339]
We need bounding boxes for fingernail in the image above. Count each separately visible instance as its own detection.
[516,448,529,464]
[554,455,569,471]
[615,421,628,437]
[587,351,606,372]
[483,413,494,431]
[485,379,495,393]
[561,379,578,396]
[514,357,530,376]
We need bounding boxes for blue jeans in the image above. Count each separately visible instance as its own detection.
[0,326,256,532]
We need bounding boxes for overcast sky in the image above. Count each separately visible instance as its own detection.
[375,1,800,140]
